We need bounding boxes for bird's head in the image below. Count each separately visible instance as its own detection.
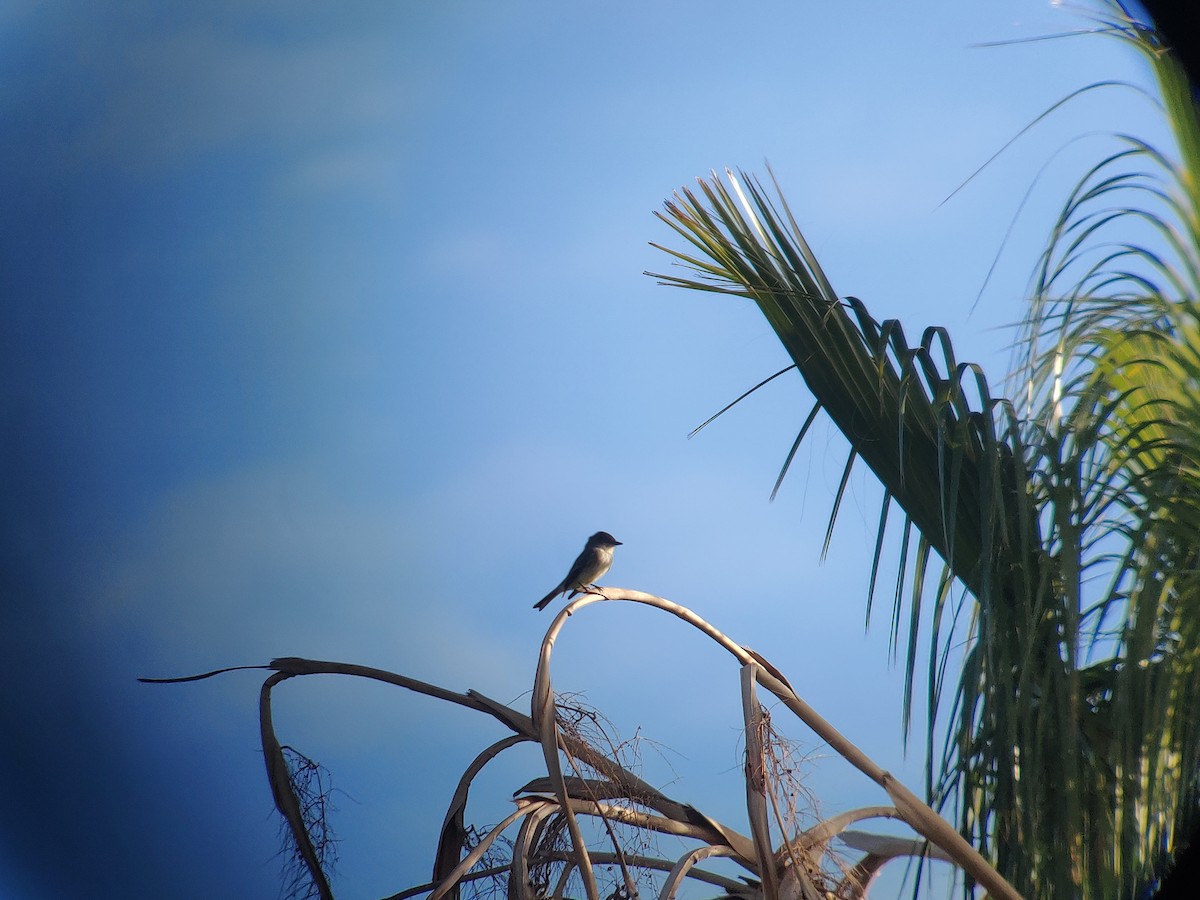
[589,531,622,548]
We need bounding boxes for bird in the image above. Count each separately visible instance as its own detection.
[534,531,622,610]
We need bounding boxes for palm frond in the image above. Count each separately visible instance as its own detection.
[650,169,1068,893]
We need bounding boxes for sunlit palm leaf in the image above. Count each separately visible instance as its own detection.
[651,172,1027,597]
[1015,7,1200,895]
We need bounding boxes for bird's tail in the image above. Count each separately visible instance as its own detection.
[533,587,562,611]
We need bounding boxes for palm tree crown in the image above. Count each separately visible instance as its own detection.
[649,5,1200,896]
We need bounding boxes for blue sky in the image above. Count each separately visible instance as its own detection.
[0,1,1173,897]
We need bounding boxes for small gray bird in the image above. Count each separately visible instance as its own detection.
[534,531,622,610]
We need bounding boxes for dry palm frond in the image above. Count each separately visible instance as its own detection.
[144,590,1012,900]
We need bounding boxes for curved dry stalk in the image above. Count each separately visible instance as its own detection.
[552,741,756,865]
[535,593,762,878]
[525,795,783,891]
[794,805,903,854]
[259,670,334,900]
[835,830,953,899]
[836,834,945,900]
[536,588,1023,900]
[434,735,530,893]
[382,865,512,900]
[512,799,560,900]
[269,657,536,732]
[528,849,751,895]
[428,800,552,900]
[659,845,742,900]
[514,776,643,802]
[839,855,888,900]
[555,739,640,899]
[558,798,743,843]
[740,664,779,898]
[752,693,828,900]
[531,631,598,900]
[551,859,575,900]
[839,829,952,862]
[534,593,759,895]
[526,655,757,866]
[392,852,750,900]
